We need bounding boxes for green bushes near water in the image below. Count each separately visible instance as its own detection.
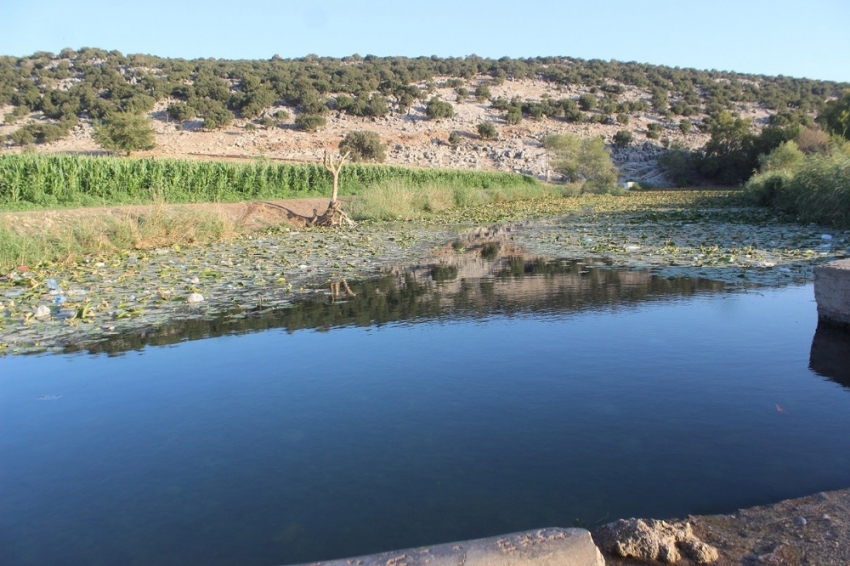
[0,153,539,209]
[746,143,850,227]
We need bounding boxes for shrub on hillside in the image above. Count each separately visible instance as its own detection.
[94,113,156,155]
[167,102,197,122]
[339,130,387,162]
[506,106,522,125]
[578,94,597,111]
[646,123,663,139]
[613,130,633,147]
[475,84,492,101]
[817,89,850,140]
[199,101,234,129]
[477,122,497,140]
[295,114,327,132]
[426,98,454,120]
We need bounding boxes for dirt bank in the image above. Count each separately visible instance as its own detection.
[596,487,850,565]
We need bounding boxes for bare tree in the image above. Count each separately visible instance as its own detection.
[279,150,355,227]
[310,150,355,227]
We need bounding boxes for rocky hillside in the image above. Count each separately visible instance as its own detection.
[1,50,845,185]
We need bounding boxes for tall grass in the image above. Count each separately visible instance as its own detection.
[0,153,539,209]
[349,179,564,221]
[746,151,850,227]
[0,208,238,268]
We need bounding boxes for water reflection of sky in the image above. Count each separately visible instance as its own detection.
[2,275,849,566]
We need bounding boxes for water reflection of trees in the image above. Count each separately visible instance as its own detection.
[70,257,727,356]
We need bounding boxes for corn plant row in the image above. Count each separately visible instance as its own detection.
[0,154,539,209]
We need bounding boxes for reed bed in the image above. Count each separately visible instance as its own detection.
[746,151,850,228]
[0,153,539,209]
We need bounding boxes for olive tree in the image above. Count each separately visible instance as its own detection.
[339,130,386,162]
[549,133,618,192]
[94,112,156,155]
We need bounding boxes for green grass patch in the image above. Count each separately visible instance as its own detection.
[348,179,562,221]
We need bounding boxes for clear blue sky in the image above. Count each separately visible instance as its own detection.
[2,0,849,82]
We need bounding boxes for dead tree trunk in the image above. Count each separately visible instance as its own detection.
[312,150,354,227]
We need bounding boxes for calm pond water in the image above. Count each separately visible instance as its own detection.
[2,257,850,566]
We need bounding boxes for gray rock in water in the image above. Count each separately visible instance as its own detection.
[187,293,205,304]
[594,518,718,564]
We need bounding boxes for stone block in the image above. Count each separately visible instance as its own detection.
[814,259,850,329]
[289,528,604,566]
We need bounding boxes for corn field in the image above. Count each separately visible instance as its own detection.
[0,154,539,209]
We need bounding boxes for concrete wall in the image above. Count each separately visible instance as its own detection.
[814,259,850,329]
[289,528,604,566]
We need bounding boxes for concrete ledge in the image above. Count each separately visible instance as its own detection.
[290,528,604,566]
[814,259,850,329]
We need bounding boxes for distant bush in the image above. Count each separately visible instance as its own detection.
[796,127,831,154]
[475,84,491,101]
[295,114,327,132]
[491,97,510,111]
[199,101,234,129]
[426,98,454,120]
[646,123,663,139]
[339,130,387,162]
[670,101,697,116]
[549,133,619,193]
[578,94,597,111]
[562,100,583,122]
[633,100,651,113]
[477,122,497,140]
[658,143,700,187]
[448,131,462,146]
[616,113,629,125]
[94,113,156,155]
[757,140,804,173]
[613,130,633,147]
[651,89,669,113]
[259,117,275,128]
[506,106,522,125]
[679,119,692,134]
[817,89,850,140]
[273,109,290,120]
[167,102,197,122]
